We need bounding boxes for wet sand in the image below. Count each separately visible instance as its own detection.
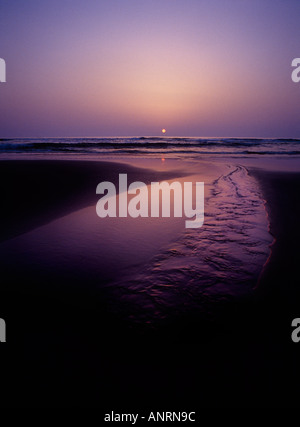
[0,158,300,408]
[0,159,189,242]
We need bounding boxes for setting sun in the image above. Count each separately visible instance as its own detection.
[162,128,166,134]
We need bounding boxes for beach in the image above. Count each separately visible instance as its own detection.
[0,154,299,408]
[2,0,300,410]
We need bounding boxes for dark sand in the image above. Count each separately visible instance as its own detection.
[0,160,300,408]
[247,169,300,406]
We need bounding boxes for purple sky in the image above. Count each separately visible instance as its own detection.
[1,0,300,138]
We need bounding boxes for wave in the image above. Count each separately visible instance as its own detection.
[0,137,299,157]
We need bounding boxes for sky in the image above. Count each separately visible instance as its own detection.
[0,0,300,138]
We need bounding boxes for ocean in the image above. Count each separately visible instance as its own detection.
[1,137,300,158]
